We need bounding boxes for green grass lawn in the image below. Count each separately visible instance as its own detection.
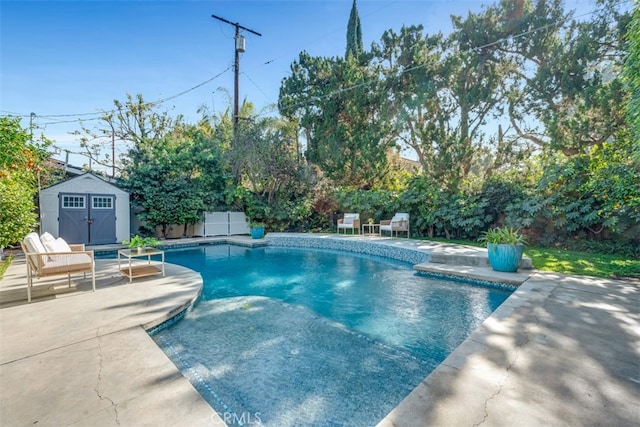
[0,255,13,280]
[423,238,639,280]
[525,247,639,279]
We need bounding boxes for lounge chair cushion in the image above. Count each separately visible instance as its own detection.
[23,232,49,265]
[40,232,56,244]
[343,214,356,225]
[392,213,409,222]
[43,237,72,253]
[24,232,46,254]
[41,253,93,275]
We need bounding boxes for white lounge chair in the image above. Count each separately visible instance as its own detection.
[337,213,360,235]
[20,232,95,303]
[380,213,410,238]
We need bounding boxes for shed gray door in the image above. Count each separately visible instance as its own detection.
[89,194,117,244]
[59,193,117,245]
[59,193,89,244]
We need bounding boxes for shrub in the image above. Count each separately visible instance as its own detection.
[480,175,529,226]
[479,226,527,245]
[397,176,491,239]
[506,145,640,246]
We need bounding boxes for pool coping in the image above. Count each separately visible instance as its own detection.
[1,234,638,426]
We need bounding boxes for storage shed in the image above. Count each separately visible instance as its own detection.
[39,173,130,245]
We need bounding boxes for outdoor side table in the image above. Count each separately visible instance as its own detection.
[117,248,165,283]
[362,223,381,236]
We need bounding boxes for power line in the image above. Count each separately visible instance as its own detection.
[242,71,273,103]
[39,117,103,127]
[2,66,232,121]
[152,66,233,105]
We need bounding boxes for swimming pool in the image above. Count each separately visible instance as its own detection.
[149,244,512,426]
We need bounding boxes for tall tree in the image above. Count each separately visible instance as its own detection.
[231,115,312,228]
[483,0,637,241]
[106,95,225,238]
[279,52,393,189]
[623,3,640,160]
[74,93,178,175]
[346,0,363,59]
[118,124,226,238]
[371,17,512,190]
[496,0,630,156]
[0,117,49,257]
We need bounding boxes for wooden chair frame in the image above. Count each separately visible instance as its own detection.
[20,238,95,303]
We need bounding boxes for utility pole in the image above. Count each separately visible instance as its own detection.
[111,128,115,179]
[211,13,261,133]
[29,112,36,141]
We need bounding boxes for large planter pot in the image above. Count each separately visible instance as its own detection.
[250,226,265,239]
[487,243,524,272]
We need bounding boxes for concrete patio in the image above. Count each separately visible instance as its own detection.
[0,235,638,426]
[0,255,225,426]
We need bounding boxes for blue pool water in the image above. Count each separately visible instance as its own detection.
[148,244,512,426]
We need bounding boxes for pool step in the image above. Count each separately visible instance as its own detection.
[428,251,533,270]
[413,262,531,286]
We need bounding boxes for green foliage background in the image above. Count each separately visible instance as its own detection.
[0,117,49,252]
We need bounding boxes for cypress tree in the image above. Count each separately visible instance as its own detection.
[346,0,363,59]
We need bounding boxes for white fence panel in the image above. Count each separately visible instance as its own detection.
[229,212,250,235]
[203,212,229,236]
[194,212,250,237]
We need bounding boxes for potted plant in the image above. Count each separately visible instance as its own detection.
[246,203,269,240]
[249,222,265,239]
[123,235,162,253]
[478,226,527,272]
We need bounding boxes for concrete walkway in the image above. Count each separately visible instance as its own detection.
[379,269,640,427]
[1,235,638,426]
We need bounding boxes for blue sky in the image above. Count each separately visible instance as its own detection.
[1,0,596,168]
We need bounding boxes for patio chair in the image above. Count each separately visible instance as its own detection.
[20,232,95,303]
[380,213,410,238]
[337,213,361,235]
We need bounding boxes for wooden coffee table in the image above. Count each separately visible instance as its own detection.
[361,223,381,236]
[118,248,165,282]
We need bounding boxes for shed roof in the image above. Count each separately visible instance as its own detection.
[40,172,129,195]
